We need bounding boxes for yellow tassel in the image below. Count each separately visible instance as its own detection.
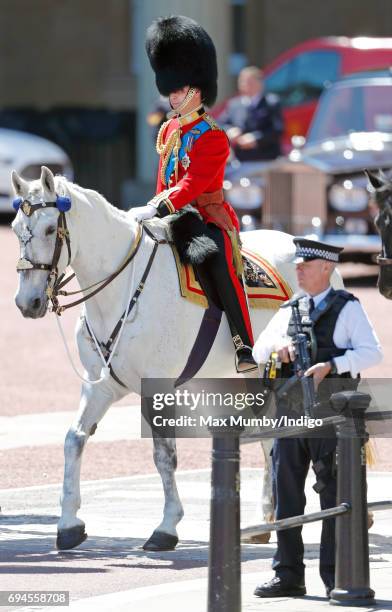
[173,130,181,184]
[228,229,244,276]
[365,439,376,467]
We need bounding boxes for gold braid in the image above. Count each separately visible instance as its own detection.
[156,120,181,186]
[155,87,200,186]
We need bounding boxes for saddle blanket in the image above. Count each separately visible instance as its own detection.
[171,245,292,310]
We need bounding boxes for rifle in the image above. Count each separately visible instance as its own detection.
[277,296,317,418]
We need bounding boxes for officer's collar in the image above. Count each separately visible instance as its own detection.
[306,285,332,308]
[178,105,205,127]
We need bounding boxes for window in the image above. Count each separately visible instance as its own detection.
[264,60,292,97]
[265,50,341,107]
[229,0,247,75]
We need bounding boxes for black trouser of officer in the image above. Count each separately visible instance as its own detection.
[271,432,337,590]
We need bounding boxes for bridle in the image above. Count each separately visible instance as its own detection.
[376,200,392,267]
[15,196,147,315]
[15,198,72,312]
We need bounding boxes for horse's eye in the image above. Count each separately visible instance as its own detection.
[45,226,56,236]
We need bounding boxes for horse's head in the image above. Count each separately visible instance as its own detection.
[11,166,73,318]
[366,168,392,299]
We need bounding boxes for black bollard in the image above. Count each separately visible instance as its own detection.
[208,423,243,612]
[330,391,375,606]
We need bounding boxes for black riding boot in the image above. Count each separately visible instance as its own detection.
[194,227,257,373]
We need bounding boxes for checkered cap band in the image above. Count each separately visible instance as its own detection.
[296,246,339,262]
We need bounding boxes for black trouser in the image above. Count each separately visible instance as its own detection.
[271,434,337,589]
[194,224,253,349]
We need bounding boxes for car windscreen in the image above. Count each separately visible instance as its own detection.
[307,81,392,143]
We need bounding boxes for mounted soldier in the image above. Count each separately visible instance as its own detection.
[129,15,256,373]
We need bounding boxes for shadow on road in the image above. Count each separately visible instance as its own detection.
[0,526,391,575]
[0,514,58,525]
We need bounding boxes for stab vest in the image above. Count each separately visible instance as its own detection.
[287,288,358,367]
[281,288,359,404]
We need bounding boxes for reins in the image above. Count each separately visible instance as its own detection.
[82,225,167,387]
[50,222,144,315]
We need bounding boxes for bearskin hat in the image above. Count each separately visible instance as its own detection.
[146,15,218,107]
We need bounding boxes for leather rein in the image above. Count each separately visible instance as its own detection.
[376,254,392,266]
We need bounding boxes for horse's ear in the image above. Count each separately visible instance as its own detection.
[40,166,56,196]
[11,170,29,197]
[364,168,386,190]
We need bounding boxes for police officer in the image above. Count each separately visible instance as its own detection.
[218,66,283,162]
[129,15,256,372]
[252,237,382,598]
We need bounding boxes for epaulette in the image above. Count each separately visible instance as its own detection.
[203,113,222,131]
[333,289,359,302]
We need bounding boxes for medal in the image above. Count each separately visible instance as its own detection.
[181,153,191,170]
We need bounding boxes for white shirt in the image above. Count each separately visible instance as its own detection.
[252,286,383,377]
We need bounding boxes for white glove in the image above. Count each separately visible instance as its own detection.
[129,204,157,222]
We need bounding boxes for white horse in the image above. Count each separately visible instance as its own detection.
[11,166,341,551]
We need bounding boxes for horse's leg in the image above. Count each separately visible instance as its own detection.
[56,383,115,550]
[143,436,184,551]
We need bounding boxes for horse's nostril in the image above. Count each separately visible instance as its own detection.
[32,298,41,310]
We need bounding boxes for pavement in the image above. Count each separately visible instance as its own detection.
[0,468,391,612]
[0,405,141,450]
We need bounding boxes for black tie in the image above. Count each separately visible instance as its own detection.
[308,298,315,315]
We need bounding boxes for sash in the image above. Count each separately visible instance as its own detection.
[165,119,211,185]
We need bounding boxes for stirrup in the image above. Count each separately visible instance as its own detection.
[235,345,258,373]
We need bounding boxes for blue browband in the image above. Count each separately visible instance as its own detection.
[13,194,72,214]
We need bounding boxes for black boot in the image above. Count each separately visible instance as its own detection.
[254,576,306,598]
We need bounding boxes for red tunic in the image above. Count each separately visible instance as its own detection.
[154,113,240,231]
[153,112,253,344]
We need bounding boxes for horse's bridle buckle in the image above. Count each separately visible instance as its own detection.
[21,201,32,216]
[57,227,69,241]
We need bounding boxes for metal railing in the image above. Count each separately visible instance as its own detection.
[207,391,392,611]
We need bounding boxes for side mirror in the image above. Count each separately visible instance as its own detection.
[291,135,306,149]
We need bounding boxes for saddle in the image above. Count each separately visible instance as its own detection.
[172,244,291,311]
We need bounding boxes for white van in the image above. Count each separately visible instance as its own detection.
[0,128,73,213]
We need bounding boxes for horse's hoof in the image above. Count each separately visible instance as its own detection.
[143,530,178,551]
[242,532,271,544]
[56,525,88,550]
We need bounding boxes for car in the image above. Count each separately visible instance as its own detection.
[0,128,73,213]
[224,158,269,232]
[286,74,392,260]
[225,73,392,262]
[214,37,392,153]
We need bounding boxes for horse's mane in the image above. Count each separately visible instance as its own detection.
[54,175,130,224]
[53,174,170,240]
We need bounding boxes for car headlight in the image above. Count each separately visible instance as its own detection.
[329,184,368,212]
[241,214,258,230]
[225,183,263,210]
